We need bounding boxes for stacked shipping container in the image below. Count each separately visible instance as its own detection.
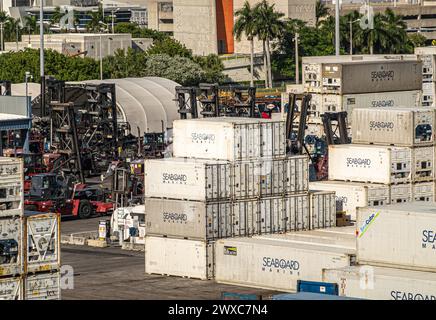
[415,47,436,107]
[144,117,335,280]
[312,107,436,220]
[0,158,60,300]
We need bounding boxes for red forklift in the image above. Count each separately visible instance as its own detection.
[24,173,113,219]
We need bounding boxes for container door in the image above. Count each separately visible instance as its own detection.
[219,202,233,238]
[259,198,271,234]
[232,201,246,237]
[206,242,215,280]
[206,203,220,240]
[261,122,273,158]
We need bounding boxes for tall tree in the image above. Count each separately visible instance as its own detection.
[86,4,106,32]
[254,0,285,88]
[315,0,329,28]
[234,1,257,86]
[24,15,38,36]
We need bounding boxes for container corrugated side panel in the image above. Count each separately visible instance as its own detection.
[284,194,309,231]
[24,271,61,300]
[25,213,60,273]
[205,162,232,201]
[286,156,309,194]
[309,191,336,230]
[233,161,260,200]
[0,215,23,277]
[259,197,283,234]
[0,277,22,300]
[234,123,261,161]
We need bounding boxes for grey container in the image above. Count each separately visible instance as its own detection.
[0,215,23,277]
[24,271,61,300]
[309,190,337,230]
[351,108,435,147]
[322,60,422,94]
[145,198,233,241]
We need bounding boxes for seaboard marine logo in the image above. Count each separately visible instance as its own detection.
[162,173,187,184]
[163,212,188,223]
[371,100,395,108]
[346,157,371,168]
[262,257,300,275]
[421,229,436,250]
[371,69,394,82]
[391,291,436,300]
[369,121,394,130]
[191,133,216,143]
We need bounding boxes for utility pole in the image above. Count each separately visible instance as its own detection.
[0,22,4,52]
[335,0,340,56]
[100,34,103,80]
[295,32,299,84]
[40,0,46,117]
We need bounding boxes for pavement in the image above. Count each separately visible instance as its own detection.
[60,217,276,300]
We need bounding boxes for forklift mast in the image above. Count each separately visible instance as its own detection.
[322,112,351,145]
[285,93,312,155]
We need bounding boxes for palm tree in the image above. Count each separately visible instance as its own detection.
[234,1,256,87]
[24,15,38,35]
[5,18,21,44]
[315,0,329,28]
[86,4,105,32]
[51,6,63,26]
[382,8,408,53]
[254,0,285,88]
[354,12,389,54]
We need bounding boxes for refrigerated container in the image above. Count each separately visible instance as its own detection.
[356,202,436,272]
[173,118,286,160]
[0,215,23,277]
[24,271,60,300]
[323,265,436,300]
[0,157,23,218]
[310,181,390,220]
[412,181,434,202]
[144,158,232,201]
[308,190,336,230]
[351,108,435,147]
[422,82,435,107]
[0,277,22,300]
[412,146,435,182]
[25,212,60,273]
[144,236,214,280]
[215,237,355,292]
[144,198,232,240]
[389,184,412,204]
[328,145,411,184]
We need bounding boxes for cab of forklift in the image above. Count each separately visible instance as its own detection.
[28,174,69,200]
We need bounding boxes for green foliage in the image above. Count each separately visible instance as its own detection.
[406,33,427,52]
[114,22,168,41]
[146,37,192,58]
[193,54,226,83]
[315,0,329,28]
[143,54,206,86]
[103,48,148,79]
[234,1,256,41]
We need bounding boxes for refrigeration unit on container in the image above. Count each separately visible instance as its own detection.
[145,236,214,280]
[215,237,355,292]
[422,82,435,107]
[415,47,436,81]
[25,212,60,273]
[323,265,436,300]
[144,158,232,202]
[413,146,435,182]
[389,184,412,204]
[308,191,336,230]
[0,277,22,300]
[328,145,411,184]
[144,198,232,240]
[321,60,422,95]
[0,215,23,277]
[172,118,286,161]
[413,181,434,202]
[351,108,435,147]
[24,271,61,300]
[309,181,390,221]
[356,202,436,272]
[0,157,23,218]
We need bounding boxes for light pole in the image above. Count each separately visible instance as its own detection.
[294,32,299,85]
[15,23,19,51]
[335,0,340,56]
[349,18,360,55]
[110,8,119,33]
[98,21,109,80]
[0,20,10,51]
[40,0,46,117]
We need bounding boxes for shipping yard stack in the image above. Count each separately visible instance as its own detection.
[311,107,436,221]
[0,157,60,300]
[143,117,336,280]
[301,55,423,137]
[415,47,436,107]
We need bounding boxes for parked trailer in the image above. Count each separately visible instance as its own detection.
[145,236,214,280]
[309,181,390,221]
[352,108,435,147]
[357,202,436,272]
[0,215,23,277]
[25,212,60,273]
[0,157,24,218]
[328,145,412,184]
[323,265,436,300]
[24,271,61,300]
[173,118,286,161]
[215,237,355,292]
[0,277,22,300]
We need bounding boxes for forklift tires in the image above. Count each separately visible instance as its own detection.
[78,200,92,219]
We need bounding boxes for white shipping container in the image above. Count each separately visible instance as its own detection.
[24,272,61,300]
[308,190,336,230]
[0,277,22,300]
[413,182,434,202]
[25,212,60,273]
[310,181,390,221]
[215,237,355,292]
[389,184,412,204]
[357,202,436,272]
[328,145,411,184]
[145,198,232,240]
[352,108,435,147]
[323,265,436,300]
[145,236,214,280]
[413,146,435,182]
[0,157,23,218]
[173,118,286,161]
[144,158,231,202]
[422,82,435,107]
[0,215,23,277]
